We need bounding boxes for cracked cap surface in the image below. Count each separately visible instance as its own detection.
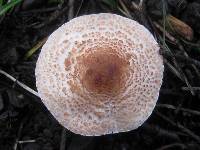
[35,13,164,136]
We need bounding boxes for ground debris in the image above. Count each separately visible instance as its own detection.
[0,0,200,150]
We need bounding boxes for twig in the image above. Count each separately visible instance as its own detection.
[68,0,75,20]
[34,6,68,28]
[75,0,83,17]
[154,21,177,43]
[118,0,133,19]
[176,40,200,79]
[131,0,144,11]
[160,37,195,95]
[18,140,36,144]
[20,6,59,15]
[159,1,194,95]
[13,120,24,150]
[182,87,200,91]
[156,111,200,143]
[181,39,200,47]
[161,0,166,45]
[13,115,31,150]
[164,59,182,80]
[143,124,180,141]
[192,65,200,80]
[157,104,200,116]
[156,143,186,150]
[160,89,181,96]
[161,50,200,67]
[139,0,143,8]
[60,128,67,150]
[175,62,195,95]
[0,69,39,97]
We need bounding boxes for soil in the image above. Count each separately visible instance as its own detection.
[0,0,200,150]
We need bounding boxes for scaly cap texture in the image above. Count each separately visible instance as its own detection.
[35,13,164,136]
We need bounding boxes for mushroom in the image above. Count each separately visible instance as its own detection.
[35,13,164,136]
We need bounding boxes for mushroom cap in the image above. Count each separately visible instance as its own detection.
[35,13,164,136]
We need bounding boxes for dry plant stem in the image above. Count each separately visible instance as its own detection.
[172,36,200,82]
[157,104,200,116]
[172,59,194,95]
[20,6,59,15]
[160,89,181,96]
[24,37,47,60]
[75,0,83,17]
[158,1,194,95]
[156,112,200,143]
[159,37,195,95]
[182,87,200,91]
[176,43,199,94]
[159,34,193,95]
[139,0,143,7]
[161,51,200,67]
[18,140,36,144]
[177,55,200,67]
[131,0,143,10]
[68,0,75,20]
[35,6,68,28]
[164,59,182,80]
[181,39,200,47]
[13,117,26,150]
[60,128,67,150]
[154,22,177,43]
[119,0,133,19]
[177,41,200,79]
[192,65,200,80]
[164,58,194,95]
[173,63,194,95]
[143,124,180,141]
[160,38,194,95]
[156,143,186,150]
[0,69,39,97]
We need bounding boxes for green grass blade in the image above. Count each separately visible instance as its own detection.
[0,0,22,16]
[24,38,47,60]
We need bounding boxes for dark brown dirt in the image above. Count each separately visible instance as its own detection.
[0,0,200,150]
